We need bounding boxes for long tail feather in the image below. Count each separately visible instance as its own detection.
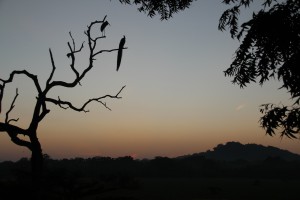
[116,36,125,71]
[117,49,123,71]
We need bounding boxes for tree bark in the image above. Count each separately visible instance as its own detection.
[30,132,43,181]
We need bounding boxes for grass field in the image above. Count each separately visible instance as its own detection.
[1,156,300,199]
[67,177,299,200]
[1,176,299,199]
[136,177,299,200]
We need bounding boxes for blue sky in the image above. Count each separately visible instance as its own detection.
[0,0,299,161]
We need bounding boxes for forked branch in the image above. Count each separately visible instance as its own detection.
[0,70,42,114]
[45,85,126,112]
[47,18,127,92]
[0,70,42,94]
[46,49,56,86]
[6,130,32,150]
[5,88,19,124]
[93,47,128,57]
[0,83,4,113]
[0,17,127,175]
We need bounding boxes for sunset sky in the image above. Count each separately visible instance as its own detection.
[0,0,299,161]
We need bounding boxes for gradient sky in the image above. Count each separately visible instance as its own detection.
[0,0,299,161]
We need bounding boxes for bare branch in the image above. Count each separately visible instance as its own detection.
[45,85,126,112]
[38,99,50,122]
[103,15,107,22]
[93,47,128,57]
[91,36,106,51]
[69,31,76,51]
[1,70,42,94]
[93,36,106,42]
[46,48,56,86]
[48,19,122,91]
[7,118,19,124]
[0,83,4,113]
[5,88,19,124]
[0,122,27,135]
[67,42,80,78]
[38,108,50,122]
[99,101,112,111]
[46,97,88,112]
[6,130,32,150]
[57,96,69,110]
[86,20,105,52]
[0,70,44,130]
[67,32,85,55]
[66,32,85,80]
[76,42,85,53]
[67,41,85,55]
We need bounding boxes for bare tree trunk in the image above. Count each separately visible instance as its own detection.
[30,133,43,181]
[0,17,127,185]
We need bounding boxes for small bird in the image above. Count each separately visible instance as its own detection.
[117,35,126,71]
[100,21,110,36]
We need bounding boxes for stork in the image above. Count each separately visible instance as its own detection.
[100,21,110,37]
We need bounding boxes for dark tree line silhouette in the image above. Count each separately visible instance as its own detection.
[1,154,300,184]
[2,142,299,180]
[1,143,300,199]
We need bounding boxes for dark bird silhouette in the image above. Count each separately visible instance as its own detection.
[100,21,110,36]
[117,36,126,71]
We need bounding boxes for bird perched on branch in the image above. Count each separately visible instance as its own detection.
[117,36,126,71]
[100,21,110,36]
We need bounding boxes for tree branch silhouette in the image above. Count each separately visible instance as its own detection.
[119,0,300,138]
[5,88,19,124]
[219,0,300,138]
[45,85,126,112]
[119,0,194,20]
[0,17,127,180]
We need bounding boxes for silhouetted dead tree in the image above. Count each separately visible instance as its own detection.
[0,16,127,180]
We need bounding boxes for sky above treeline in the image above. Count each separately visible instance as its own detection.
[0,0,299,161]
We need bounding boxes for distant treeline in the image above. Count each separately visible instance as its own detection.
[1,155,300,180]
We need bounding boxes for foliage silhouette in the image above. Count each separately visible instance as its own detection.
[0,16,127,180]
[219,0,300,138]
[119,0,194,20]
[120,0,300,138]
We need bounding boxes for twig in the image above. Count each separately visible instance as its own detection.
[5,88,19,124]
[93,47,128,57]
[46,85,126,112]
[46,49,56,86]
